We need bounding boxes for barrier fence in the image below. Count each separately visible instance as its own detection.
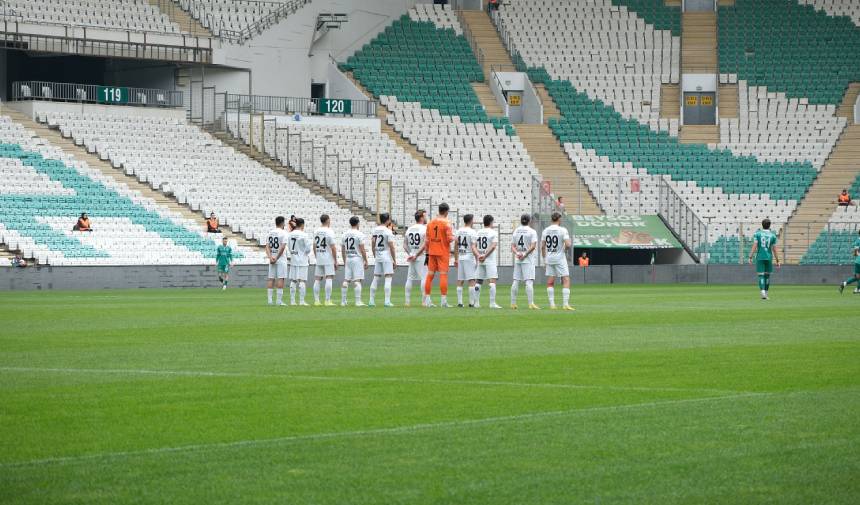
[11,80,184,108]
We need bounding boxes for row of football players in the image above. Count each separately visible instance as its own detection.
[261,209,573,310]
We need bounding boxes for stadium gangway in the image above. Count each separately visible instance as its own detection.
[12,80,184,108]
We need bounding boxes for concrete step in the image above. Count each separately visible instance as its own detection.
[784,124,860,262]
[533,84,561,121]
[342,70,434,167]
[681,11,718,73]
[516,124,602,215]
[3,107,261,250]
[837,83,860,124]
[661,84,680,119]
[147,0,212,38]
[471,82,505,116]
[679,124,719,144]
[718,84,739,118]
[459,10,515,79]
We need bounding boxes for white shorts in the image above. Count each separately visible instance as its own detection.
[314,263,335,277]
[513,262,536,281]
[545,262,570,278]
[289,265,308,282]
[476,261,498,280]
[267,261,288,279]
[457,258,477,281]
[344,257,365,281]
[407,256,427,281]
[373,260,394,276]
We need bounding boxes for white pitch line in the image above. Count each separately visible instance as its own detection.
[0,391,771,469]
[0,366,746,395]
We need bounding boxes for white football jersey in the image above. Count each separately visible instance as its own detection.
[405,223,427,257]
[266,227,290,264]
[455,227,478,260]
[371,225,395,263]
[541,224,571,265]
[512,225,538,264]
[313,227,337,266]
[341,229,365,259]
[476,227,499,265]
[288,230,312,266]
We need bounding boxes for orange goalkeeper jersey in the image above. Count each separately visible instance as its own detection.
[426,216,453,257]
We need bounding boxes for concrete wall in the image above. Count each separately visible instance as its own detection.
[327,62,370,101]
[211,0,416,98]
[7,101,187,122]
[1,264,852,291]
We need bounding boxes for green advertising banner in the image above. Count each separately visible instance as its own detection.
[567,215,682,249]
[317,98,351,115]
[97,86,129,105]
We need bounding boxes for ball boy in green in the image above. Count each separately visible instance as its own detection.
[748,218,780,300]
[838,230,860,294]
[215,237,233,290]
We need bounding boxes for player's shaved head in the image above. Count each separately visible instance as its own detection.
[415,210,426,223]
[379,213,390,225]
[463,214,474,225]
[275,216,285,227]
[762,218,771,230]
[438,203,449,215]
[551,212,562,223]
[320,214,330,225]
[349,216,360,227]
[295,217,305,229]
[483,214,494,226]
[520,214,531,226]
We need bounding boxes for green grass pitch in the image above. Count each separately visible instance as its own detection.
[1,284,858,504]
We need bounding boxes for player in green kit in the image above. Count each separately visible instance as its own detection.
[748,218,780,300]
[838,229,860,295]
[215,236,233,290]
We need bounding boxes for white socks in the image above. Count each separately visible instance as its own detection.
[289,282,296,304]
[489,283,496,305]
[369,277,379,304]
[547,286,555,307]
[298,281,306,303]
[325,278,332,302]
[276,288,283,305]
[313,280,321,303]
[341,282,349,305]
[511,281,519,304]
[354,282,362,304]
[384,277,392,304]
[457,286,464,305]
[562,288,570,306]
[525,280,534,305]
[267,288,273,304]
[405,279,413,305]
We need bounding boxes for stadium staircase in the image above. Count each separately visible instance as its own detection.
[458,10,516,80]
[4,108,258,250]
[471,83,505,117]
[342,70,433,167]
[148,0,213,37]
[718,84,739,118]
[678,10,719,144]
[837,83,860,123]
[660,84,680,119]
[457,8,601,215]
[211,130,385,227]
[783,123,860,263]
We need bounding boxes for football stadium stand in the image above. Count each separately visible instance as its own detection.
[39,110,375,248]
[0,0,183,34]
[176,0,309,40]
[0,114,263,266]
[798,0,860,27]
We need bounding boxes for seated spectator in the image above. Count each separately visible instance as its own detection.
[578,251,590,267]
[73,212,92,232]
[838,189,851,206]
[488,0,499,12]
[206,212,221,233]
[11,254,28,268]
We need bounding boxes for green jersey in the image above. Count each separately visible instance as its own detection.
[854,238,860,265]
[216,245,233,266]
[753,229,777,261]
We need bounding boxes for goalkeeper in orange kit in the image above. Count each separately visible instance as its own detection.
[424,202,454,307]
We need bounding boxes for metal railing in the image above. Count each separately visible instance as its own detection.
[225,93,377,118]
[11,80,184,108]
[658,177,708,262]
[178,0,309,43]
[0,19,212,63]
